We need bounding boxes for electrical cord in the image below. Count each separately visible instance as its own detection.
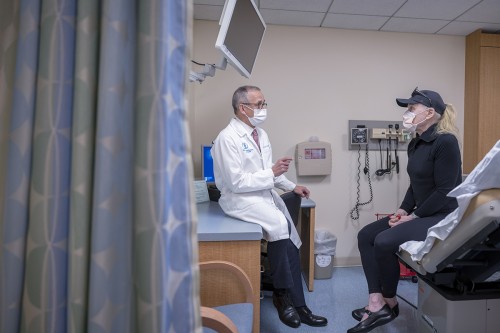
[394,124,400,174]
[376,126,402,176]
[191,60,214,66]
[350,144,373,220]
[387,132,392,172]
[375,138,391,176]
[378,139,383,166]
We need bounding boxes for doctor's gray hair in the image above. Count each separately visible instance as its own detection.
[232,85,261,113]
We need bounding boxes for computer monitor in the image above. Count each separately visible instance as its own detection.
[215,0,266,78]
[201,145,215,183]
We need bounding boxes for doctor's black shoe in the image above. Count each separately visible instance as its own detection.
[347,304,396,333]
[296,306,328,327]
[272,291,301,328]
[352,303,399,321]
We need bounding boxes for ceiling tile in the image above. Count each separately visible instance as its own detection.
[260,9,325,27]
[323,14,388,30]
[456,0,500,23]
[193,4,224,21]
[438,21,500,35]
[329,0,406,16]
[260,0,332,12]
[395,0,481,20]
[193,0,500,36]
[381,17,450,34]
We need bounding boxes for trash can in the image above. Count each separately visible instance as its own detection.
[314,230,337,279]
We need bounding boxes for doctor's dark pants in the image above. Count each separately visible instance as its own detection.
[267,220,306,307]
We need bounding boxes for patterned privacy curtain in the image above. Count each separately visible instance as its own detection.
[0,1,200,333]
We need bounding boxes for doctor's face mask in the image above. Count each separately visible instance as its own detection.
[241,104,267,126]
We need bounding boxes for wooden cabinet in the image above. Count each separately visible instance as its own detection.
[464,30,500,173]
[199,240,261,333]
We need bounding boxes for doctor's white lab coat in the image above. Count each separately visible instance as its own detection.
[212,118,302,249]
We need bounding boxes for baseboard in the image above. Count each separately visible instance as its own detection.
[333,256,361,267]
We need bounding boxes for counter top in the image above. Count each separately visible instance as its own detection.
[197,197,315,241]
[301,198,316,208]
[197,201,263,241]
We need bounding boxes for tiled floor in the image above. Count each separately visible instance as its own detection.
[260,266,418,333]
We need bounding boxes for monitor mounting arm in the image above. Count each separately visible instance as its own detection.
[189,57,228,83]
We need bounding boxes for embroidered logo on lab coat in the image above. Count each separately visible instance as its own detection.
[242,142,253,153]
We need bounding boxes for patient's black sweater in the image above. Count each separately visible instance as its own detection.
[400,124,462,217]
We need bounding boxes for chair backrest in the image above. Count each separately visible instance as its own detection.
[201,307,239,333]
[200,260,254,333]
[280,191,302,226]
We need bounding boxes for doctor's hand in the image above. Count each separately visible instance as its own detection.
[272,157,293,177]
[293,185,310,199]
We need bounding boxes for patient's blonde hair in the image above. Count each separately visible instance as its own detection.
[434,104,461,144]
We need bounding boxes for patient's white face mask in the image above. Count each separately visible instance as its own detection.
[402,108,428,132]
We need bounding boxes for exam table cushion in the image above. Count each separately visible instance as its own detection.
[399,188,500,275]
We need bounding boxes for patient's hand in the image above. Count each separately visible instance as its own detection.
[389,214,413,227]
[395,208,408,217]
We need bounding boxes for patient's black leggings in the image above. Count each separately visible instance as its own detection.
[358,213,448,298]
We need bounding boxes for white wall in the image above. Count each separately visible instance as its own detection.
[190,20,465,266]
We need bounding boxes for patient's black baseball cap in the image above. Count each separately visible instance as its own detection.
[396,87,446,115]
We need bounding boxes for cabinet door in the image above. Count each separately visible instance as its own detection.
[478,47,500,165]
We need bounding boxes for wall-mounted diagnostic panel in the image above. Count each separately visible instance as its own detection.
[295,141,332,176]
[348,120,414,151]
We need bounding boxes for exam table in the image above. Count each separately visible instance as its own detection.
[398,188,500,333]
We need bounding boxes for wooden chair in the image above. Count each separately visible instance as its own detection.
[200,260,254,333]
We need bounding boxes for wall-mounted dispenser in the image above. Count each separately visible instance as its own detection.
[295,138,332,176]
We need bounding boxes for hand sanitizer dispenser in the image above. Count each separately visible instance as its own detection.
[295,138,332,176]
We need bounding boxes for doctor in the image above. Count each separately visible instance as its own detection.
[211,85,328,329]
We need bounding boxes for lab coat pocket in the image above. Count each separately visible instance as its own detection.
[234,191,264,211]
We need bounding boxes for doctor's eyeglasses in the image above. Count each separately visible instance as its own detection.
[411,87,432,106]
[241,100,267,109]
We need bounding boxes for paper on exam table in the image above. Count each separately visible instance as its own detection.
[400,140,500,261]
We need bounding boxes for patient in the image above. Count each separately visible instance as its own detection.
[348,88,462,333]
